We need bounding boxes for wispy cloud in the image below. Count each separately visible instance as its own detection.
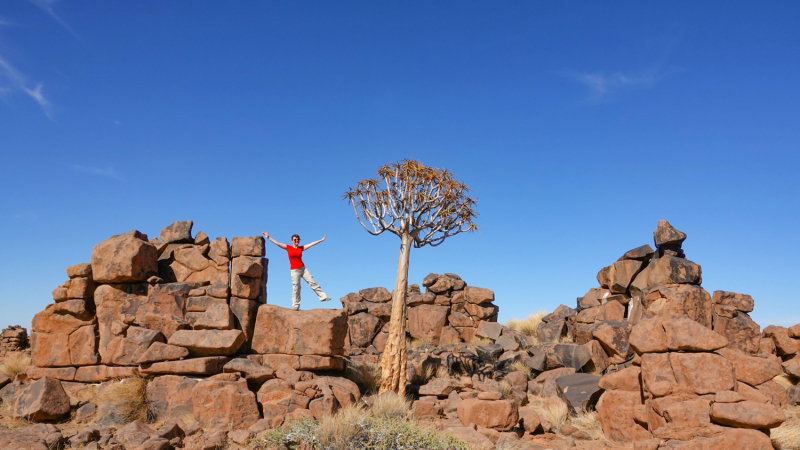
[0,16,14,27]
[113,120,121,126]
[0,54,54,118]
[564,70,660,102]
[70,164,122,180]
[28,0,78,38]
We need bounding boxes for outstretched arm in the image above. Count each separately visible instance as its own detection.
[262,232,288,250]
[302,235,327,250]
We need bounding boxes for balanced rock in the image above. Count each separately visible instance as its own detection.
[654,220,687,247]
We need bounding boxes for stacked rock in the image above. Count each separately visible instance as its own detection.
[0,326,28,356]
[596,315,785,448]
[153,221,230,286]
[340,273,499,356]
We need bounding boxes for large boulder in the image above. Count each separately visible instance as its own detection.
[30,304,98,367]
[669,353,735,395]
[191,374,261,431]
[715,348,783,387]
[91,231,158,283]
[663,317,728,351]
[147,375,198,420]
[252,306,347,355]
[596,390,650,442]
[710,401,785,429]
[647,256,701,286]
[712,311,760,355]
[11,377,70,422]
[653,220,686,247]
[160,221,193,243]
[347,312,382,348]
[555,373,602,411]
[642,284,712,328]
[456,398,519,431]
[407,305,449,345]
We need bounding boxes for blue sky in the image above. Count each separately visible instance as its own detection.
[1,2,798,330]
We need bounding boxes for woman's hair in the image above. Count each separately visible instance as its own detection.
[291,234,300,240]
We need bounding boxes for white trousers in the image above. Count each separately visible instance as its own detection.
[290,266,327,308]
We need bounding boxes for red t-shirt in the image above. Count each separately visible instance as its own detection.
[287,245,305,270]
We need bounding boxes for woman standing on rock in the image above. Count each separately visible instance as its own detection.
[262,231,331,310]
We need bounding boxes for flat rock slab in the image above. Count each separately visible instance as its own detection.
[167,330,245,356]
[251,305,347,355]
[139,356,229,376]
[555,373,602,411]
[710,400,785,429]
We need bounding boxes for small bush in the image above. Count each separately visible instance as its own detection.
[557,334,575,344]
[345,360,382,395]
[506,312,546,344]
[0,352,31,379]
[773,405,800,450]
[95,376,153,425]
[251,403,470,450]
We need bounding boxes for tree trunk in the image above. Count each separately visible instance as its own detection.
[379,230,412,396]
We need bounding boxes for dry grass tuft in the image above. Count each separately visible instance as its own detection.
[345,360,382,395]
[95,376,153,425]
[0,352,31,379]
[506,312,547,343]
[570,408,605,441]
[435,365,451,379]
[470,336,493,347]
[498,381,513,399]
[367,392,410,420]
[508,360,533,380]
[772,405,800,450]
[527,395,569,432]
[557,334,575,344]
[775,374,798,389]
[316,403,368,450]
[408,337,432,351]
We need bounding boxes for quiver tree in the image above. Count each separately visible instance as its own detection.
[344,160,478,396]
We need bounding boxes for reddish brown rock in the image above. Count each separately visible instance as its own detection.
[67,263,93,278]
[299,355,345,371]
[231,256,263,278]
[92,231,158,283]
[419,378,465,397]
[231,236,265,257]
[757,380,788,407]
[223,358,274,384]
[139,356,228,376]
[710,400,785,428]
[192,375,261,431]
[596,390,650,442]
[736,381,772,404]
[457,398,519,431]
[167,329,245,356]
[663,317,728,351]
[160,221,193,243]
[629,318,668,354]
[359,287,393,302]
[642,284,712,328]
[713,312,761,355]
[439,326,462,346]
[653,220,687,246]
[347,312,382,348]
[193,303,234,330]
[641,353,678,397]
[252,305,347,355]
[464,302,499,319]
[646,256,701,286]
[24,367,76,381]
[69,325,101,366]
[408,304,449,345]
[599,367,641,392]
[74,365,138,382]
[137,342,189,364]
[764,325,798,356]
[464,286,495,304]
[610,259,645,293]
[712,291,754,313]
[620,244,655,261]
[147,375,198,419]
[231,274,262,300]
[669,353,735,395]
[11,377,70,422]
[715,347,782,386]
[696,427,773,450]
[66,277,95,299]
[597,264,616,289]
[760,337,776,355]
[592,320,632,362]
[582,340,610,374]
